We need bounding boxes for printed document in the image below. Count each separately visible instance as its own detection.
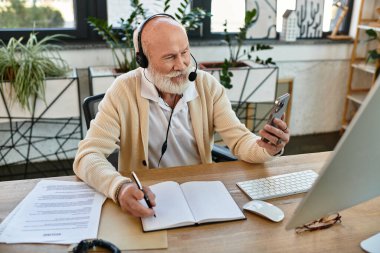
[0,180,106,244]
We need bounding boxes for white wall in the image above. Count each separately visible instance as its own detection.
[60,42,352,135]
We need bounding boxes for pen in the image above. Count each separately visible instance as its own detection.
[131,171,156,217]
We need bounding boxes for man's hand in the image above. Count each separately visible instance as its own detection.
[117,183,156,217]
[257,117,290,156]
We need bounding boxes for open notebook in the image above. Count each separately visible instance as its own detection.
[141,181,245,232]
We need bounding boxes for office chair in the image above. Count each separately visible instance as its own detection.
[82,93,237,166]
[82,94,119,168]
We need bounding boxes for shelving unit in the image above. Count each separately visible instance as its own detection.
[341,0,380,132]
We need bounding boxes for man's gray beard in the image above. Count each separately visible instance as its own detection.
[148,64,193,95]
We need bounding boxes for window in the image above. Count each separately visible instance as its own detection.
[276,0,352,34]
[0,0,91,42]
[0,0,75,29]
[193,0,353,39]
[0,0,353,42]
[210,0,245,33]
[325,0,353,34]
[107,0,189,27]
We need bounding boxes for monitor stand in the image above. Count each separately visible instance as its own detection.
[360,232,380,252]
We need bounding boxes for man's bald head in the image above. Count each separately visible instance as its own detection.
[139,16,188,61]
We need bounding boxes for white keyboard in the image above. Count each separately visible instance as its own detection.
[237,170,318,200]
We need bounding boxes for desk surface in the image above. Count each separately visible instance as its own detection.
[1,152,379,253]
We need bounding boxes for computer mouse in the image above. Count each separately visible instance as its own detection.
[243,200,284,222]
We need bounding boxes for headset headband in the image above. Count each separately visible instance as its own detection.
[136,13,176,68]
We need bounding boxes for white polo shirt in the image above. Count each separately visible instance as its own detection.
[140,69,201,168]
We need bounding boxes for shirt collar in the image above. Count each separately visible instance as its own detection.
[140,68,198,103]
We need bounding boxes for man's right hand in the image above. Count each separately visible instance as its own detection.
[117,183,156,217]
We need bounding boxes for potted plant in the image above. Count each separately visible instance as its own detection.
[88,0,145,74]
[200,8,275,86]
[0,33,82,173]
[87,0,210,95]
[366,29,380,64]
[0,33,69,111]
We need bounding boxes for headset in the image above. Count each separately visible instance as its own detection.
[73,239,120,253]
[137,14,199,167]
[136,13,198,82]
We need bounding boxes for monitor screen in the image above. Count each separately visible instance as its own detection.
[286,77,380,229]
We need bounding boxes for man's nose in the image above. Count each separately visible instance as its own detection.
[173,56,187,71]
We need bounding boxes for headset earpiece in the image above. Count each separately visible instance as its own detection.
[136,51,148,68]
[188,71,197,82]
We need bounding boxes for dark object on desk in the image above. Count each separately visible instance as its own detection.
[72,239,120,253]
[82,93,237,164]
[295,213,341,233]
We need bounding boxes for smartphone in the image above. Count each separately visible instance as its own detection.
[262,93,290,143]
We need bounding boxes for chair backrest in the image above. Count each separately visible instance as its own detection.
[82,93,119,168]
[82,93,105,129]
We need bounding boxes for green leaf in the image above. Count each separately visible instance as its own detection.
[180,2,187,9]
[265,57,274,65]
[366,29,378,39]
[0,32,69,110]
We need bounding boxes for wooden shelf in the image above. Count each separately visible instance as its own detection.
[358,24,380,32]
[347,91,368,104]
[351,60,377,74]
[360,18,377,23]
[341,0,379,133]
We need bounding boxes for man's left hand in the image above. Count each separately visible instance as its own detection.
[257,117,290,156]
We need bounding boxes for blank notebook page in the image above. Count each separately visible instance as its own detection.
[181,181,244,223]
[142,181,195,230]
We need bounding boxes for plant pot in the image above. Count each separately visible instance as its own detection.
[88,66,123,95]
[200,61,250,69]
[89,61,279,105]
[0,69,82,171]
[0,70,80,120]
[199,60,278,104]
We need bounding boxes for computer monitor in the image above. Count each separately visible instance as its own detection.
[286,77,380,232]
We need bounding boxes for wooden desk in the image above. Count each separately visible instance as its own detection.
[1,152,379,253]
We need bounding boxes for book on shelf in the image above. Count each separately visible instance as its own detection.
[141,181,245,232]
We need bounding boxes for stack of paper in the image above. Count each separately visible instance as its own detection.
[0,180,106,244]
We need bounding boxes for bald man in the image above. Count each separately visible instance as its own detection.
[73,14,290,217]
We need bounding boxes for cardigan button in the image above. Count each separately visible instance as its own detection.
[142,160,147,166]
